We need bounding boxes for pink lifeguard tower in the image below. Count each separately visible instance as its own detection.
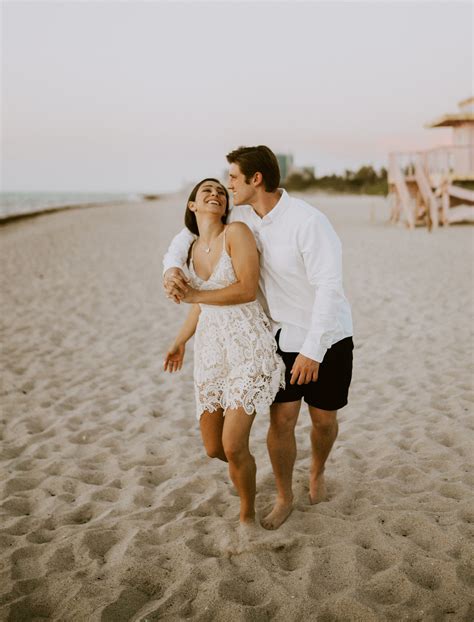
[388,97,474,228]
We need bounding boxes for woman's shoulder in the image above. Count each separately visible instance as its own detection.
[224,222,256,255]
[225,221,253,237]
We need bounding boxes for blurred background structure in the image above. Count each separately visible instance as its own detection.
[388,97,474,229]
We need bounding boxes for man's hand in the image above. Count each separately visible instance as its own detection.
[290,354,320,385]
[163,268,189,304]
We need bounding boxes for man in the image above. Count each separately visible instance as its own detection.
[163,145,353,530]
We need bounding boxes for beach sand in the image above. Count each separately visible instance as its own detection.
[1,194,473,621]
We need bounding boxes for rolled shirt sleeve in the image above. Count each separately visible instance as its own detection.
[162,228,196,274]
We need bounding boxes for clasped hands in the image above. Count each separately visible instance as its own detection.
[163,268,196,303]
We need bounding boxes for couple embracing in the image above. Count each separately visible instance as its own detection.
[163,145,353,531]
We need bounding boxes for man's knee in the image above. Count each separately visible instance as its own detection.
[270,402,300,433]
[309,407,338,432]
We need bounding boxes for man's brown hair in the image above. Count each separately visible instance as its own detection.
[226,145,280,192]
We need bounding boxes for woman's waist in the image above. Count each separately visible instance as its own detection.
[199,300,261,312]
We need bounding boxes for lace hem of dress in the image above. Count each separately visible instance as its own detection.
[196,365,286,419]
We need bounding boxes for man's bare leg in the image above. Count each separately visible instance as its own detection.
[261,400,301,530]
[308,407,338,504]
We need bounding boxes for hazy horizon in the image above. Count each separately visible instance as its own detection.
[2,1,472,193]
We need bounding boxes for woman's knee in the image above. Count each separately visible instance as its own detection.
[223,440,249,464]
[205,442,224,459]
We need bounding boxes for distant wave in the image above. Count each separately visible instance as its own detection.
[0,192,140,220]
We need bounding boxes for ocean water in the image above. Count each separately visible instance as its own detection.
[0,192,138,220]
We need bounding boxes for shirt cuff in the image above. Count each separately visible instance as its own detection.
[163,262,178,276]
[300,339,328,364]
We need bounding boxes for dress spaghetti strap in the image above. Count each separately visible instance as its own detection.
[187,240,196,269]
[222,226,228,254]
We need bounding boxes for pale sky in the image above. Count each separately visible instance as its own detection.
[1,0,473,193]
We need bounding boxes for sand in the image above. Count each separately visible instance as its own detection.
[0,193,473,621]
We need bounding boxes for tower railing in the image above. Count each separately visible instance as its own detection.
[389,145,474,185]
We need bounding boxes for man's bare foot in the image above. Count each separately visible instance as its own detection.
[309,471,327,504]
[239,517,256,527]
[261,500,293,530]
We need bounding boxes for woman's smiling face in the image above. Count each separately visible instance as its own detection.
[191,180,228,216]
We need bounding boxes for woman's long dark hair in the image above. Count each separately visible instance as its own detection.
[184,178,230,236]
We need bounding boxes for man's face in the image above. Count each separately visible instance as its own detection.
[227,163,255,206]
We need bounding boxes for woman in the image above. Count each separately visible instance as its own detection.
[163,178,285,525]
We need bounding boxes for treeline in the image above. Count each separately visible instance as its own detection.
[283,165,388,195]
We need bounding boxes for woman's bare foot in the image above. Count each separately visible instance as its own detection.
[261,500,293,530]
[309,471,327,504]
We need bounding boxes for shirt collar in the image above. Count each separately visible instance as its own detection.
[261,189,289,224]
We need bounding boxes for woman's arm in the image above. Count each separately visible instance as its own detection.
[163,304,201,372]
[182,223,259,306]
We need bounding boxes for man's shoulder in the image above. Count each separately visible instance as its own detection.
[286,194,329,224]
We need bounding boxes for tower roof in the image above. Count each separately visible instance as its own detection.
[426,96,474,127]
[426,113,474,128]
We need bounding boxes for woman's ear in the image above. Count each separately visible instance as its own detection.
[188,201,196,212]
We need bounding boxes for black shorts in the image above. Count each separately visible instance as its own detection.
[274,333,354,411]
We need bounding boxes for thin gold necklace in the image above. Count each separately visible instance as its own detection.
[199,229,223,254]
[200,239,212,254]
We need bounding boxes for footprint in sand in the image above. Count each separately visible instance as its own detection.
[6,595,54,622]
[91,488,121,503]
[0,444,27,460]
[10,545,44,580]
[402,558,441,591]
[218,568,267,606]
[5,477,41,496]
[63,503,94,525]
[357,566,413,605]
[77,470,107,486]
[68,428,103,445]
[46,544,75,572]
[438,482,466,501]
[355,546,394,576]
[2,497,32,517]
[26,529,55,544]
[81,529,119,560]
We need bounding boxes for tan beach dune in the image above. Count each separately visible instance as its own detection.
[0,194,473,621]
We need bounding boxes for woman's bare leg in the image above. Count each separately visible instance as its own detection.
[200,409,227,462]
[222,408,256,523]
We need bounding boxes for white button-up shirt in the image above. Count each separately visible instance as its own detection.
[163,190,353,363]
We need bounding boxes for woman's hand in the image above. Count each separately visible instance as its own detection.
[163,342,185,372]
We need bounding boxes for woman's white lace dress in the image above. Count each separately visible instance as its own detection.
[189,232,285,420]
